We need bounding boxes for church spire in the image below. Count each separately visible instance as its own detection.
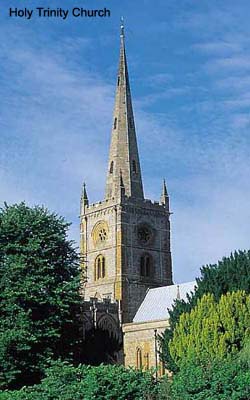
[105,21,144,200]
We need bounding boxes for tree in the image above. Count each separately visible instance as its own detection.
[1,362,159,400]
[169,291,250,367]
[194,250,250,300]
[160,251,250,370]
[0,203,81,389]
[168,351,250,400]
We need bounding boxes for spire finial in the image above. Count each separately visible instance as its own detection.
[160,179,169,209]
[81,181,89,209]
[120,17,124,37]
[163,179,167,195]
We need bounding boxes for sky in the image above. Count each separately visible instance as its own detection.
[1,0,250,283]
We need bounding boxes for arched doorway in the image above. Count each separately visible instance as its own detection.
[81,312,123,365]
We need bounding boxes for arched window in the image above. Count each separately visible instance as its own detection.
[117,76,120,86]
[144,353,149,370]
[132,160,137,173]
[95,255,106,280]
[101,257,105,278]
[97,257,101,279]
[136,348,142,369]
[140,254,152,277]
[140,256,144,276]
[114,118,117,130]
[145,256,150,276]
[109,161,114,174]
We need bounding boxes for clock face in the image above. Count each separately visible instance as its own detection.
[137,225,152,244]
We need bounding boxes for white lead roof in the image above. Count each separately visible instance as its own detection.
[133,281,196,323]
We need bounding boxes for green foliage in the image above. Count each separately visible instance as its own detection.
[0,203,82,390]
[196,250,250,299]
[168,352,250,400]
[169,291,250,366]
[0,361,159,400]
[156,375,173,400]
[160,251,250,370]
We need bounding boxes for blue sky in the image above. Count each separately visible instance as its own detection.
[1,0,250,283]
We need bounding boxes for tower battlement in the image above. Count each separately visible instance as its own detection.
[81,196,169,217]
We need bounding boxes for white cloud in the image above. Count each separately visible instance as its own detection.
[193,41,242,55]
[147,72,173,87]
[205,56,250,74]
[1,16,250,287]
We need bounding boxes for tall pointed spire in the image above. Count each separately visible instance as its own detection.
[105,20,144,200]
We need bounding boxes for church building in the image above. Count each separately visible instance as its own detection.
[80,22,195,369]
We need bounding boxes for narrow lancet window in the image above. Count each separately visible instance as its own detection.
[97,258,101,279]
[95,255,106,280]
[102,257,105,278]
[140,254,152,277]
[114,118,117,130]
[110,161,114,174]
[144,353,149,370]
[136,348,142,369]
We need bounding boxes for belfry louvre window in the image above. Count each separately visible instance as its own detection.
[140,254,151,277]
[95,255,106,280]
[114,118,117,129]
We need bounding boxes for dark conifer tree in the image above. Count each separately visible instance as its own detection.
[160,250,250,371]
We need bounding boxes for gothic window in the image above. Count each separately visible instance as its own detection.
[95,255,106,280]
[98,228,107,242]
[92,221,109,247]
[109,161,114,174]
[140,254,152,277]
[117,76,120,86]
[144,353,149,370]
[132,160,137,173]
[137,224,152,244]
[97,257,101,279]
[136,348,142,369]
[145,256,150,276]
[114,118,117,129]
[102,257,105,278]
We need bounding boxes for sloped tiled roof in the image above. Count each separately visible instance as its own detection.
[133,281,196,323]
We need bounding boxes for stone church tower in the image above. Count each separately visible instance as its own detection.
[80,23,173,323]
